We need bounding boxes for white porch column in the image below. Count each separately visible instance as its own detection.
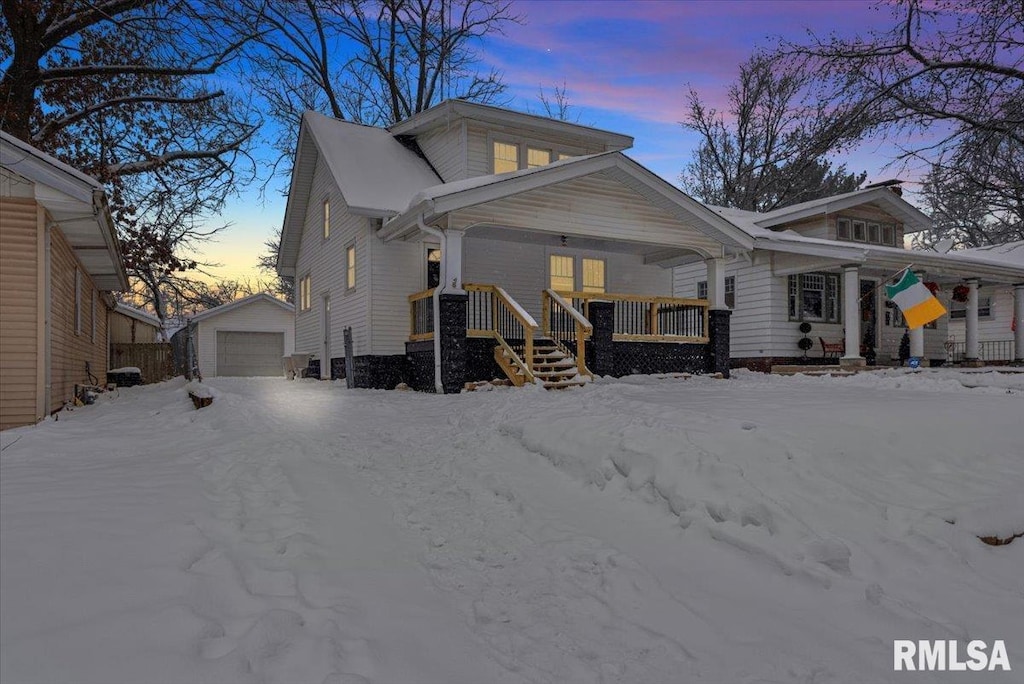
[842,264,864,366]
[1014,283,1024,363]
[705,257,727,310]
[964,278,980,364]
[909,271,926,361]
[439,229,466,294]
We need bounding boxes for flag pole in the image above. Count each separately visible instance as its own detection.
[858,263,914,303]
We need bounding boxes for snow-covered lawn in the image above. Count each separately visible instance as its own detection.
[2,369,1022,684]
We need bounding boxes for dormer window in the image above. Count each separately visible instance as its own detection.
[492,138,577,174]
[493,142,519,173]
[837,217,898,246]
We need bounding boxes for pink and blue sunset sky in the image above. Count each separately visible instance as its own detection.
[204,0,916,284]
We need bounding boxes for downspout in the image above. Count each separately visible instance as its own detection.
[417,214,446,393]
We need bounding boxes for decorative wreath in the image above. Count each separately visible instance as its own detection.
[798,321,813,334]
[798,337,814,351]
[952,284,970,303]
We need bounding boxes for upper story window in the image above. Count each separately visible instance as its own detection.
[299,274,311,311]
[837,217,897,246]
[493,142,519,174]
[346,244,356,290]
[493,139,577,174]
[322,199,330,239]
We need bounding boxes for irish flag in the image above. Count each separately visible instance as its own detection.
[885,270,946,329]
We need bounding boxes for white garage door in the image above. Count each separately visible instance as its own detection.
[216,331,284,376]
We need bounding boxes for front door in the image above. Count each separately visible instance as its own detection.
[321,294,331,379]
[860,279,878,357]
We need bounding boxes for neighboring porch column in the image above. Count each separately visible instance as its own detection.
[1015,283,1024,363]
[909,270,926,363]
[705,257,727,310]
[842,264,864,367]
[964,278,981,366]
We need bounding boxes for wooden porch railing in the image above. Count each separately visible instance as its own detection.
[542,289,592,377]
[409,284,539,384]
[408,288,435,341]
[466,283,538,384]
[566,292,710,343]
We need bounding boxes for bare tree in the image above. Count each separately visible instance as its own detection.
[239,0,520,160]
[535,80,579,123]
[257,227,295,303]
[1,0,260,324]
[680,52,869,212]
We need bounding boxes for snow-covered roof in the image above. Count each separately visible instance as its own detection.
[188,293,293,323]
[957,240,1024,266]
[112,303,161,328]
[380,152,754,251]
[390,99,633,151]
[1,131,128,291]
[277,112,441,276]
[713,186,933,234]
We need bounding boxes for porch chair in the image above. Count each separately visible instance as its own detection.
[819,337,844,359]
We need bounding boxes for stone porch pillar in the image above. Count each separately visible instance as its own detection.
[909,271,926,363]
[588,300,615,377]
[842,264,864,367]
[964,278,981,366]
[437,293,468,393]
[708,309,731,378]
[1014,283,1024,363]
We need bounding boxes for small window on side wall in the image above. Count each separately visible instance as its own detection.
[346,245,356,290]
[493,141,519,174]
[725,276,736,308]
[837,218,851,240]
[75,269,82,335]
[697,281,708,300]
[322,199,330,239]
[299,274,311,311]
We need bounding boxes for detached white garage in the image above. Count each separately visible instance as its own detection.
[190,293,295,377]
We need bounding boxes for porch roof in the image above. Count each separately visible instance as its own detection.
[378,152,755,251]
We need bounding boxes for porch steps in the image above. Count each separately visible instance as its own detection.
[493,339,588,390]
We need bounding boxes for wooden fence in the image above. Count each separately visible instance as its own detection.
[109,343,174,383]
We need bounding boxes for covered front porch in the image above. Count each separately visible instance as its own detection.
[381,152,752,392]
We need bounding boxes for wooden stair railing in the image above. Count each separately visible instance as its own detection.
[465,283,538,386]
[542,289,593,379]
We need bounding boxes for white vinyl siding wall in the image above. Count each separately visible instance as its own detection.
[414,123,467,181]
[195,299,295,376]
[947,286,1015,343]
[450,171,726,256]
[293,153,372,361]
[464,236,672,322]
[369,236,423,355]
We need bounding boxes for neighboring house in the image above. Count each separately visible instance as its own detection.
[278,100,749,391]
[673,187,1024,368]
[185,293,295,377]
[945,241,1024,363]
[1,131,128,429]
[108,303,162,344]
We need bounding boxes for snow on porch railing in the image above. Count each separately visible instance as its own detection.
[567,292,710,343]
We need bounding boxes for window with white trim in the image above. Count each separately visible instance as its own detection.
[788,273,840,322]
[725,276,735,309]
[950,296,992,319]
[346,244,356,290]
[299,274,311,311]
[837,216,897,246]
[550,255,575,292]
[322,199,331,239]
[697,280,707,300]
[581,258,605,293]
[493,141,519,174]
[527,147,551,168]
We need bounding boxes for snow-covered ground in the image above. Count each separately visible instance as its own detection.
[2,369,1022,684]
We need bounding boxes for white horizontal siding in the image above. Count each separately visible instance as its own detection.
[451,171,724,255]
[294,154,372,364]
[947,286,1016,343]
[464,236,672,322]
[465,123,603,178]
[196,300,295,376]
[416,124,466,181]
[370,236,427,355]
